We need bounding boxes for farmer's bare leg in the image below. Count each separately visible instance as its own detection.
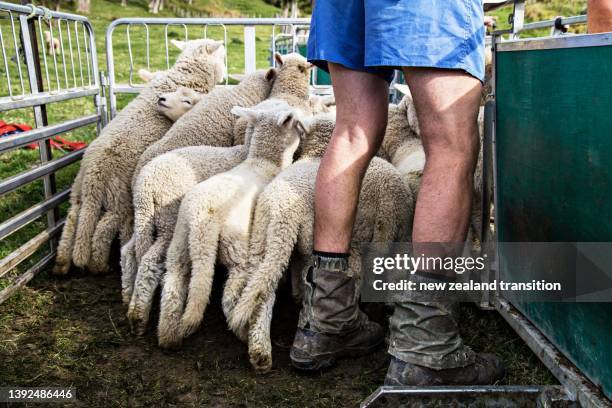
[385,67,504,385]
[408,67,480,245]
[313,62,389,253]
[588,0,612,33]
[291,63,387,371]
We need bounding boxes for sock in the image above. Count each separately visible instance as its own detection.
[312,250,350,259]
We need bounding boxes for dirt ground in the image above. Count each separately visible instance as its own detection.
[0,264,556,407]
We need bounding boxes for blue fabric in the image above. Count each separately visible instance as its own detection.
[307,0,485,82]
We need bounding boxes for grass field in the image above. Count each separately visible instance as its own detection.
[0,0,588,405]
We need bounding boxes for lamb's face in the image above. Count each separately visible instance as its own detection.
[157,87,202,122]
[172,38,227,83]
[274,52,312,82]
[231,101,308,166]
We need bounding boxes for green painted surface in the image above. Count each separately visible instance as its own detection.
[495,40,612,400]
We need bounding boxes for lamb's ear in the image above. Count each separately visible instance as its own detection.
[278,110,309,134]
[171,39,186,51]
[274,52,284,67]
[206,40,223,54]
[231,106,256,121]
[265,67,277,82]
[138,68,155,83]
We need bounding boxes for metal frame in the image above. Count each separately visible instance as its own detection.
[486,5,611,406]
[104,17,317,118]
[0,2,104,304]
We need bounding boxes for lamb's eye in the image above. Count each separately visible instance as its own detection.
[183,100,192,105]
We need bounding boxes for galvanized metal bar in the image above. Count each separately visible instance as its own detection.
[48,19,60,91]
[57,19,69,89]
[0,113,98,152]
[0,148,85,196]
[65,18,77,88]
[0,221,64,278]
[0,88,100,111]
[74,21,84,87]
[497,32,611,52]
[9,11,25,97]
[0,2,91,23]
[82,22,91,87]
[495,298,610,408]
[36,17,52,91]
[18,12,58,246]
[362,385,548,408]
[0,188,70,241]
[0,252,55,305]
[0,23,13,98]
[520,15,586,34]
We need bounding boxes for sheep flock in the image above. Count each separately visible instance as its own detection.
[54,38,489,372]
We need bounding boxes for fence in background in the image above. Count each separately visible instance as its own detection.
[0,2,103,303]
[104,17,331,119]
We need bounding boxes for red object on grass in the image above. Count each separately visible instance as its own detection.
[0,120,87,151]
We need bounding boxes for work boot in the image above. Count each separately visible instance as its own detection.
[290,254,384,371]
[386,301,506,386]
[384,353,506,386]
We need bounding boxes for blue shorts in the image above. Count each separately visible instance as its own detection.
[307,0,485,82]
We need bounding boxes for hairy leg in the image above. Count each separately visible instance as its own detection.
[403,67,481,249]
[588,0,612,33]
[313,63,389,253]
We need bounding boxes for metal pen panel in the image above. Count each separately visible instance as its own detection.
[0,1,103,303]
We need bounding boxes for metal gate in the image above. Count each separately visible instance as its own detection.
[0,2,104,303]
[104,17,328,119]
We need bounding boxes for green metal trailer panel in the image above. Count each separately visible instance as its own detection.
[495,34,612,400]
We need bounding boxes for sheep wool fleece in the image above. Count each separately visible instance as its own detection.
[133,69,276,181]
[157,101,305,349]
[54,39,225,276]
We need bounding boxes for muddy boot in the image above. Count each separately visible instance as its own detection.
[385,354,506,386]
[290,254,384,371]
[385,301,505,385]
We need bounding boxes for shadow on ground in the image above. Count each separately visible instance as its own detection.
[0,266,555,407]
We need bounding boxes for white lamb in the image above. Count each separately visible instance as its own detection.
[227,114,414,372]
[157,101,307,348]
[53,38,226,275]
[133,67,278,179]
[156,86,203,122]
[381,86,425,197]
[121,57,311,331]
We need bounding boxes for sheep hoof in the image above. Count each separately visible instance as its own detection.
[158,335,183,350]
[178,318,200,339]
[121,290,132,306]
[250,350,272,373]
[126,307,146,335]
[52,262,70,275]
